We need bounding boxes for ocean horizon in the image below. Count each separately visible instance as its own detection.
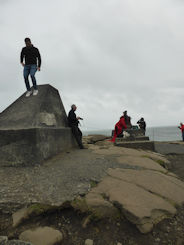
[83,125,182,142]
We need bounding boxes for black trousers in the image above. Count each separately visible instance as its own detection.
[71,126,83,148]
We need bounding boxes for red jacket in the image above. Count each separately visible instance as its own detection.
[111,116,127,142]
[179,124,184,132]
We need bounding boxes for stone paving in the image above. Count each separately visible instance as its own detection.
[1,139,184,234]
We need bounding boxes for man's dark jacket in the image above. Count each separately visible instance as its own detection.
[137,120,146,130]
[68,109,78,127]
[20,45,41,67]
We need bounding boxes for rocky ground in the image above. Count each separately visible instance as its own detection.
[0,136,184,245]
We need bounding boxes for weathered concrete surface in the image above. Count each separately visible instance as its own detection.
[89,144,167,163]
[155,142,184,155]
[115,140,155,151]
[116,136,150,142]
[0,84,67,129]
[0,84,77,166]
[77,142,184,233]
[1,138,184,234]
[84,173,177,233]
[19,227,63,245]
[0,127,75,166]
[0,148,124,213]
[116,155,167,172]
[108,168,184,204]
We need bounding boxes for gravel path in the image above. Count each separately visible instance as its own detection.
[0,148,128,213]
[1,142,184,214]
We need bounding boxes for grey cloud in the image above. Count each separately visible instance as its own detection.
[1,0,184,128]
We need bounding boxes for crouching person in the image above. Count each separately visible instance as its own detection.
[111,115,127,142]
[68,104,84,149]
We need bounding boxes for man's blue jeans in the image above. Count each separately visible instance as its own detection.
[23,64,37,91]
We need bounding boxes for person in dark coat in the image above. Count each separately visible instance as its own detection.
[20,37,41,97]
[137,117,146,134]
[123,110,132,129]
[68,104,84,149]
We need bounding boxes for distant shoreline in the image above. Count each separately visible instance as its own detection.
[82,125,182,142]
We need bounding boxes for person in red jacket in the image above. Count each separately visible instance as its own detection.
[178,122,184,141]
[111,116,127,142]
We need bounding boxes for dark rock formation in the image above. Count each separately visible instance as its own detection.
[0,84,77,166]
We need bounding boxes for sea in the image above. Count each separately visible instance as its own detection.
[83,126,182,142]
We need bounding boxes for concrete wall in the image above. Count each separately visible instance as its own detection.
[0,84,78,166]
[0,127,77,166]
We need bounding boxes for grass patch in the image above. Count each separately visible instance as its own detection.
[90,180,98,188]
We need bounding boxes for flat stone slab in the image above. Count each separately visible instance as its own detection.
[75,144,184,233]
[116,155,167,173]
[84,168,183,233]
[19,227,63,245]
[108,168,184,205]
[91,145,168,164]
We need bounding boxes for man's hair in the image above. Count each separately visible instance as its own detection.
[71,104,76,109]
[24,37,31,43]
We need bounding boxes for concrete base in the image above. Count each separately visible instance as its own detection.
[116,136,149,142]
[0,127,77,166]
[115,140,155,151]
[125,128,145,137]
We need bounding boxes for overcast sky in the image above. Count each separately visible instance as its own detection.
[1,0,184,130]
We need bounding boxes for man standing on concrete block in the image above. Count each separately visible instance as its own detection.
[20,38,41,97]
[68,104,84,149]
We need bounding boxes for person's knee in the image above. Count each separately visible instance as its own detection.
[30,75,35,79]
[24,75,29,80]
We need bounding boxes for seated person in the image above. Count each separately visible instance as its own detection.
[123,110,132,129]
[111,116,127,142]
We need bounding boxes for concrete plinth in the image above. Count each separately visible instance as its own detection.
[116,136,149,142]
[0,84,77,166]
[0,127,76,166]
[115,141,155,151]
